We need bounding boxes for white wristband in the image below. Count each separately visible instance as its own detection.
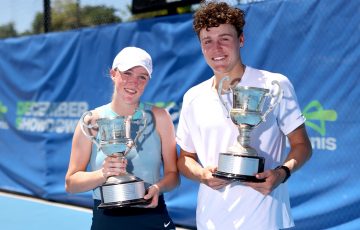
[150,184,160,192]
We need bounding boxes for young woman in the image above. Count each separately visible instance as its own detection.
[65,47,179,230]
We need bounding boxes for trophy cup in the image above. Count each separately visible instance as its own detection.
[80,108,149,208]
[213,76,283,182]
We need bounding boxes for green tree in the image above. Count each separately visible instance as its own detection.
[32,0,122,34]
[81,5,121,27]
[130,5,193,21]
[0,22,18,39]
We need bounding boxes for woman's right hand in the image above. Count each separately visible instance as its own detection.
[102,155,128,179]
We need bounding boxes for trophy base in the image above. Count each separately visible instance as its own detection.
[215,152,265,182]
[212,170,265,183]
[98,198,151,209]
[99,175,148,209]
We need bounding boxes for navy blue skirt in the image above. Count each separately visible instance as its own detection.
[91,195,175,230]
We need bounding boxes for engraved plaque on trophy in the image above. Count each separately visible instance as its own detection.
[213,76,283,182]
[80,108,150,208]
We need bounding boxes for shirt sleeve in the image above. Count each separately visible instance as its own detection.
[277,76,306,135]
[176,94,197,153]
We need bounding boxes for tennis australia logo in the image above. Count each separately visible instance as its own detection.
[0,101,9,129]
[303,100,337,151]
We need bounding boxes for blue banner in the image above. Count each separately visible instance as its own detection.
[0,0,359,229]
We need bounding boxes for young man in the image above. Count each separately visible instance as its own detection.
[176,2,312,230]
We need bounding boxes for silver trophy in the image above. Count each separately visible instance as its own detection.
[213,76,283,182]
[80,108,149,208]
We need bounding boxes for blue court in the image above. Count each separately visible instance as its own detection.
[0,191,92,230]
[0,191,190,230]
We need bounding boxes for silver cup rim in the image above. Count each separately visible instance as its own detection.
[232,85,270,93]
[96,116,131,122]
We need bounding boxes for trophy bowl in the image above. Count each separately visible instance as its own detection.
[213,77,283,182]
[80,110,150,208]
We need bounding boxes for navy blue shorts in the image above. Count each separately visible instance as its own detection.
[91,195,175,230]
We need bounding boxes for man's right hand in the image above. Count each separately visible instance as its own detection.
[200,166,231,190]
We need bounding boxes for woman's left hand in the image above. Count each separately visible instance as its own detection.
[144,184,160,208]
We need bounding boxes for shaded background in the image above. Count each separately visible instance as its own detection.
[0,0,359,229]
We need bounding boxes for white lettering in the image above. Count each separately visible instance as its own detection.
[309,137,337,151]
[28,102,50,117]
[286,136,337,151]
[325,137,337,151]
[17,101,89,118]
[17,118,78,133]
[47,102,88,117]
[0,121,9,129]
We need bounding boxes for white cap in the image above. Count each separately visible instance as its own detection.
[112,47,153,77]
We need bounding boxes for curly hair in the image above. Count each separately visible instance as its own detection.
[193,1,245,38]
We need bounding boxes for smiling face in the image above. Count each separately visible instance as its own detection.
[111,66,150,106]
[200,24,244,77]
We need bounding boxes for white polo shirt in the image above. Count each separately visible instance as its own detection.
[176,66,305,230]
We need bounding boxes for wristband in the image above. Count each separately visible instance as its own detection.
[150,184,160,192]
[275,165,291,183]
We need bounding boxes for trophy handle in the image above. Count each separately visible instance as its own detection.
[217,76,232,114]
[124,108,147,155]
[261,80,283,122]
[80,111,101,149]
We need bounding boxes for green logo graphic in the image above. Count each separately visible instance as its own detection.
[303,100,337,136]
[16,101,34,116]
[0,101,8,117]
[153,102,176,109]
